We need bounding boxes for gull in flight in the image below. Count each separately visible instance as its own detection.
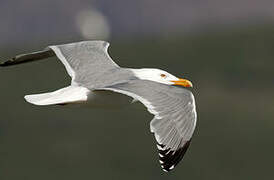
[0,41,197,172]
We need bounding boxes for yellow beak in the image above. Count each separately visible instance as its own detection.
[171,78,193,87]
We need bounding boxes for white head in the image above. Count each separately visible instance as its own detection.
[131,68,193,87]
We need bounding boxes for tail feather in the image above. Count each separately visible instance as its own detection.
[24,86,90,106]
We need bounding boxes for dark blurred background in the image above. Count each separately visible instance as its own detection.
[0,0,274,179]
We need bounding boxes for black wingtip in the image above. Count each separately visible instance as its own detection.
[158,140,191,172]
[1,49,55,67]
[0,59,16,67]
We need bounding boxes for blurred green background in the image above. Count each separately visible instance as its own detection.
[1,1,274,180]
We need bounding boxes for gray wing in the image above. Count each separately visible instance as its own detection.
[101,80,197,172]
[1,41,119,86]
[48,41,119,85]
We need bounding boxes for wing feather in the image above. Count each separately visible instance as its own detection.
[48,41,119,85]
[1,41,121,88]
[100,80,197,172]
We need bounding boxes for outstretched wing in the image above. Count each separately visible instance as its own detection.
[1,41,119,86]
[101,80,197,172]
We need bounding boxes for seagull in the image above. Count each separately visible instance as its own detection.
[0,41,197,172]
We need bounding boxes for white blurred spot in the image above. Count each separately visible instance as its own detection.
[75,9,110,40]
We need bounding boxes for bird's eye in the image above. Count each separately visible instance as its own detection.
[160,74,167,78]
